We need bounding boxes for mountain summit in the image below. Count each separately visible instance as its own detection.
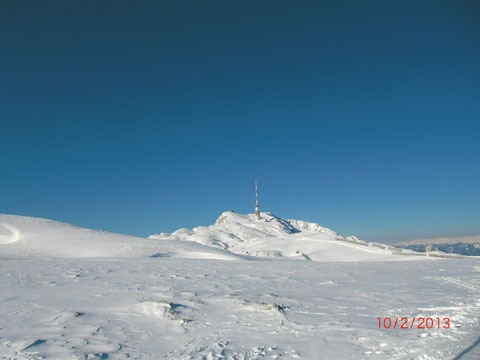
[149,211,427,261]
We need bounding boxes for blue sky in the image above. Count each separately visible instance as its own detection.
[1,1,479,242]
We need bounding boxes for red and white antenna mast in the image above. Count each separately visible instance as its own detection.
[255,177,260,220]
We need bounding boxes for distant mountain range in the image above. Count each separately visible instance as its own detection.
[394,236,480,256]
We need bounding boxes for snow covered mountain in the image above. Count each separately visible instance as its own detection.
[0,214,243,260]
[1,211,454,261]
[149,211,439,261]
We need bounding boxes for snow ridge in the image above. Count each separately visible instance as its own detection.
[0,223,20,244]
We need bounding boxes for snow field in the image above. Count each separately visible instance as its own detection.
[0,258,479,359]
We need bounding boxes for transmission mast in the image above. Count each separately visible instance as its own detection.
[255,178,260,220]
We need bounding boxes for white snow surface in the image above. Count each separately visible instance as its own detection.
[1,258,479,359]
[1,212,479,359]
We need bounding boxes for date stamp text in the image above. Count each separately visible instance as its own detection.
[377,317,450,329]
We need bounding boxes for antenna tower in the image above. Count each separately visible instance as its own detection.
[255,178,260,220]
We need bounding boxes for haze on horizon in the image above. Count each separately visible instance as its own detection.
[1,1,479,243]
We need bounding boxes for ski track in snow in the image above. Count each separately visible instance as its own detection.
[0,258,479,359]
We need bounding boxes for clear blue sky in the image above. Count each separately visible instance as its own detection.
[1,1,479,242]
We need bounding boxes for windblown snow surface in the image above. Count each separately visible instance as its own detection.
[0,212,479,359]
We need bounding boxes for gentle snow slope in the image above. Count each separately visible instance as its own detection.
[0,214,243,260]
[149,211,433,262]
